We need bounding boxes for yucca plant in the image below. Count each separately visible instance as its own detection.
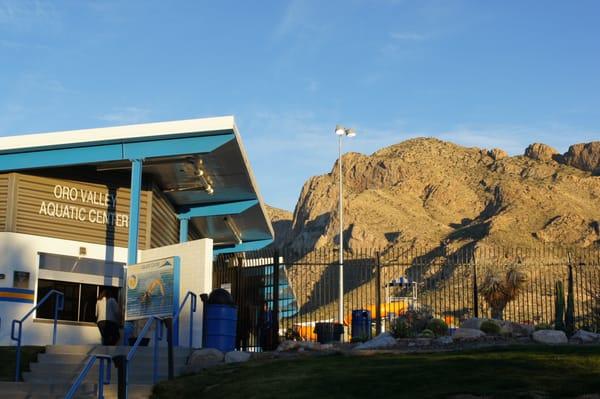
[480,266,526,320]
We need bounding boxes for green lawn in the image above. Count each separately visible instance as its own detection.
[152,345,600,399]
[0,346,45,381]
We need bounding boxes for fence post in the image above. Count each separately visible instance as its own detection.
[375,251,382,336]
[272,250,280,350]
[472,258,479,319]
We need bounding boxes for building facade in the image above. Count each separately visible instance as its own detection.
[0,116,273,346]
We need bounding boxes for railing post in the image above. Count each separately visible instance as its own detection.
[153,318,161,385]
[473,259,479,318]
[165,318,174,380]
[113,355,128,399]
[189,294,196,348]
[271,250,280,350]
[52,292,64,345]
[13,321,22,381]
[375,251,382,336]
[98,357,105,399]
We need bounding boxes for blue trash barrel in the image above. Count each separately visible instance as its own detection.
[351,310,372,342]
[204,304,238,352]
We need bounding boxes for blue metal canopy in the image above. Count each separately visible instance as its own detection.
[0,116,274,260]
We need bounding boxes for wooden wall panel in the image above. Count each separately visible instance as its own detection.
[150,185,180,248]
[14,174,150,248]
[0,174,8,230]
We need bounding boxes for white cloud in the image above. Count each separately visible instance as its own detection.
[0,0,60,31]
[433,123,600,155]
[390,32,429,41]
[273,0,310,39]
[98,107,151,125]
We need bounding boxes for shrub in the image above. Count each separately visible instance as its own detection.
[426,318,449,337]
[418,329,435,338]
[480,320,501,335]
[390,318,413,338]
[404,308,433,331]
[480,266,526,320]
[534,323,553,331]
[390,308,433,338]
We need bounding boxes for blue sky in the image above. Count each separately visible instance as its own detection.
[1,1,599,211]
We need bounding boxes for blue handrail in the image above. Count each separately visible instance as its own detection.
[127,316,164,383]
[11,289,64,381]
[64,354,112,399]
[172,291,197,348]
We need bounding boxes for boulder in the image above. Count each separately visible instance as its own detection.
[225,351,252,363]
[562,141,600,174]
[435,336,454,345]
[186,348,224,372]
[524,143,559,161]
[415,338,432,347]
[488,148,508,160]
[460,317,486,330]
[532,329,568,344]
[354,332,397,350]
[276,340,324,352]
[452,328,486,341]
[570,330,600,344]
[498,321,534,337]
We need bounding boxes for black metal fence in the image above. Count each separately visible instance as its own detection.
[213,246,600,351]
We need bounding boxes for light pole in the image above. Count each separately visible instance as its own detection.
[335,125,356,333]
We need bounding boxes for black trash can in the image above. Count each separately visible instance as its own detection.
[351,310,372,342]
[314,322,344,344]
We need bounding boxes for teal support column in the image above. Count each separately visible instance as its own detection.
[128,159,143,265]
[179,218,189,243]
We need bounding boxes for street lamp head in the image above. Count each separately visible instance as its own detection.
[335,125,346,136]
[346,128,357,138]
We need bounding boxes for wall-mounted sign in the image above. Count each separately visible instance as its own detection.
[0,274,5,280]
[124,257,180,321]
[38,184,130,227]
[13,271,30,289]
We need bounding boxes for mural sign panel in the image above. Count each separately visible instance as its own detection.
[124,256,180,321]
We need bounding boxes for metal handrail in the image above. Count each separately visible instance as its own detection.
[105,291,196,398]
[172,291,197,348]
[64,354,112,399]
[11,289,64,381]
[64,317,163,399]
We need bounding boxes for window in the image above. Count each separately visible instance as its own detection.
[36,253,124,323]
[36,279,121,323]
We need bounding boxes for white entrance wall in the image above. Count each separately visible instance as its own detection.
[139,238,213,348]
[0,232,129,346]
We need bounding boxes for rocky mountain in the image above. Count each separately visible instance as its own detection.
[271,138,600,253]
[265,205,293,249]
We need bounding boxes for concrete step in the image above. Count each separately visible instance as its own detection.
[23,367,185,385]
[37,352,189,365]
[7,344,188,397]
[44,344,192,356]
[31,360,186,374]
[0,382,152,399]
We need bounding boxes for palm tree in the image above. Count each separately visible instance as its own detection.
[480,267,526,320]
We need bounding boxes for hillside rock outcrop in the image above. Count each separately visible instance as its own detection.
[524,143,559,162]
[275,138,600,252]
[562,142,600,175]
[266,206,293,248]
